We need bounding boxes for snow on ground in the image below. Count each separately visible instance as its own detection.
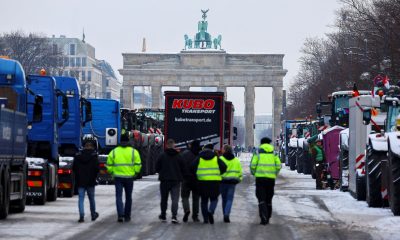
[0,179,158,240]
[275,167,400,240]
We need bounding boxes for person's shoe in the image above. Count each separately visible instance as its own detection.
[192,216,200,222]
[91,212,99,221]
[260,217,268,225]
[159,214,167,222]
[124,217,131,222]
[207,212,214,224]
[78,217,84,223]
[117,217,124,223]
[223,216,230,223]
[182,211,190,223]
[171,216,179,224]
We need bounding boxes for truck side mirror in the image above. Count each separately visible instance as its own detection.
[62,96,69,120]
[35,95,43,105]
[85,101,92,124]
[56,89,69,127]
[362,108,371,125]
[31,94,43,123]
[233,127,238,140]
[33,103,42,122]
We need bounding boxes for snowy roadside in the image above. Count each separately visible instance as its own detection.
[274,167,400,240]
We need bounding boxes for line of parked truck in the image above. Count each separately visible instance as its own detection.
[0,58,237,220]
[0,58,167,219]
[280,83,400,216]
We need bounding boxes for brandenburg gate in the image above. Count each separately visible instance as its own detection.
[119,10,287,147]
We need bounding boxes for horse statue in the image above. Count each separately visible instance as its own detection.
[184,34,193,50]
[213,35,222,50]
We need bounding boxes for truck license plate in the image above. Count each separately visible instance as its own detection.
[27,192,42,197]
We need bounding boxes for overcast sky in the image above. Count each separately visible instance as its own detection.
[0,0,342,115]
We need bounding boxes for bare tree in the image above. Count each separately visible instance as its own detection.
[0,31,64,75]
[286,0,400,119]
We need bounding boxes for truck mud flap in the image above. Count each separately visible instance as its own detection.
[356,173,366,201]
[339,148,349,192]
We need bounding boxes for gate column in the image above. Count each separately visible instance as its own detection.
[273,86,283,144]
[122,85,133,109]
[245,85,255,148]
[151,84,162,108]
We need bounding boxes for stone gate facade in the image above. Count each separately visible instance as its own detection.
[119,50,287,147]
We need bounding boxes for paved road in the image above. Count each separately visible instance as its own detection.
[0,154,390,240]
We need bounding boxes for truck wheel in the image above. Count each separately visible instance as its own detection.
[0,167,10,219]
[34,179,47,205]
[47,176,58,202]
[10,164,27,213]
[289,148,296,171]
[296,150,304,174]
[356,172,366,201]
[303,151,312,175]
[366,146,384,207]
[388,148,400,216]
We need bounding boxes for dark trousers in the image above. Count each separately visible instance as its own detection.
[200,195,218,222]
[114,177,134,219]
[160,181,181,218]
[255,178,275,221]
[181,180,199,218]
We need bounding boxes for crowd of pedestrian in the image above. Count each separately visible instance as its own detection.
[72,133,281,226]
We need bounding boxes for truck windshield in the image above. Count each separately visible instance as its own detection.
[334,96,349,113]
[387,105,400,132]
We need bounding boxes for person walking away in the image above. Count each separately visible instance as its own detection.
[220,144,242,223]
[180,140,201,222]
[73,140,99,223]
[107,133,142,222]
[311,139,324,189]
[250,137,281,225]
[192,143,226,224]
[156,139,185,224]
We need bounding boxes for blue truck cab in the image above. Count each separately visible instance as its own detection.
[82,98,120,154]
[26,74,69,204]
[0,58,42,218]
[54,76,91,197]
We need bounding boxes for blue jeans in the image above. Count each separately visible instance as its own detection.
[220,184,236,217]
[78,187,96,218]
[114,177,134,219]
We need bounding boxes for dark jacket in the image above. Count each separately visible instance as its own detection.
[156,148,185,181]
[180,146,200,181]
[73,149,99,187]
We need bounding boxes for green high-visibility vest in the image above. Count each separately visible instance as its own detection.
[250,143,281,179]
[196,156,222,181]
[106,146,142,178]
[220,156,242,182]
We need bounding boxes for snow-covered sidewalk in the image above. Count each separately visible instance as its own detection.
[275,167,400,240]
